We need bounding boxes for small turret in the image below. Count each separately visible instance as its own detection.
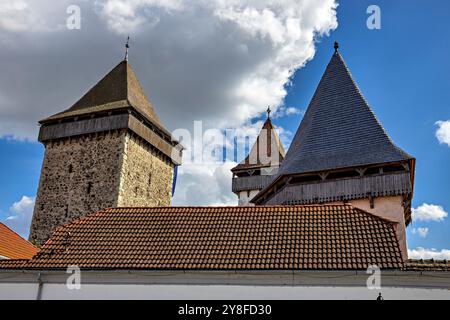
[231,108,286,205]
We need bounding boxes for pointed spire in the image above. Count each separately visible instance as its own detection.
[41,59,163,128]
[124,36,130,61]
[334,41,339,53]
[277,48,412,176]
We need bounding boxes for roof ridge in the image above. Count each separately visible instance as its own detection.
[106,204,355,209]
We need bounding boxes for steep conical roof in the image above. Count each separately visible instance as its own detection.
[278,49,412,176]
[232,117,285,172]
[41,60,163,129]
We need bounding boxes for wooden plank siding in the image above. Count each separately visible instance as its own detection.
[38,113,182,165]
[38,114,129,141]
[264,172,412,205]
[232,175,274,192]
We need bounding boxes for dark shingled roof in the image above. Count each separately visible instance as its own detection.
[232,117,286,172]
[40,60,166,133]
[0,205,404,271]
[278,50,413,176]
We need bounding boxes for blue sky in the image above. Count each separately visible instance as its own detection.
[0,0,448,256]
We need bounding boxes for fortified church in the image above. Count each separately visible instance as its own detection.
[0,42,447,299]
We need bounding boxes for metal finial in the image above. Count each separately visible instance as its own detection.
[266,106,271,119]
[334,41,339,53]
[124,36,130,61]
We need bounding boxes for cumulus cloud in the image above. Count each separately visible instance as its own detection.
[3,195,35,238]
[0,0,69,33]
[435,120,450,147]
[411,227,429,238]
[171,117,291,205]
[272,106,303,118]
[412,203,448,222]
[0,0,337,138]
[408,247,450,260]
[0,0,338,205]
[173,161,237,206]
[97,0,184,32]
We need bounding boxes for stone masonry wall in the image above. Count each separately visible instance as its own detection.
[30,129,174,245]
[29,130,125,244]
[117,132,173,207]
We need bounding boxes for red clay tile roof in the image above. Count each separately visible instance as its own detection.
[0,223,39,259]
[0,259,29,269]
[0,205,403,271]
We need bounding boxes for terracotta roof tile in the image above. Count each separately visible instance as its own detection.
[0,259,29,269]
[1,205,403,271]
[0,223,39,259]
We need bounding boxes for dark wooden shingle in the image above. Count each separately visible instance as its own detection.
[278,51,413,176]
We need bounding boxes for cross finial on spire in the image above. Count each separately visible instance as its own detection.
[266,106,271,119]
[334,41,339,53]
[124,36,130,61]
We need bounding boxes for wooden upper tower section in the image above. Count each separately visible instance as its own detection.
[252,43,415,224]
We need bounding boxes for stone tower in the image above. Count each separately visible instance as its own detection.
[252,43,415,260]
[231,112,285,206]
[29,59,182,244]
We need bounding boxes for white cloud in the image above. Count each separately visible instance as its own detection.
[0,0,31,32]
[435,120,450,147]
[285,107,302,116]
[412,203,448,222]
[3,195,35,238]
[97,0,184,32]
[408,247,450,260]
[0,0,338,205]
[272,106,303,118]
[173,161,237,206]
[411,227,429,238]
[0,0,68,33]
[0,0,337,139]
[172,118,291,206]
